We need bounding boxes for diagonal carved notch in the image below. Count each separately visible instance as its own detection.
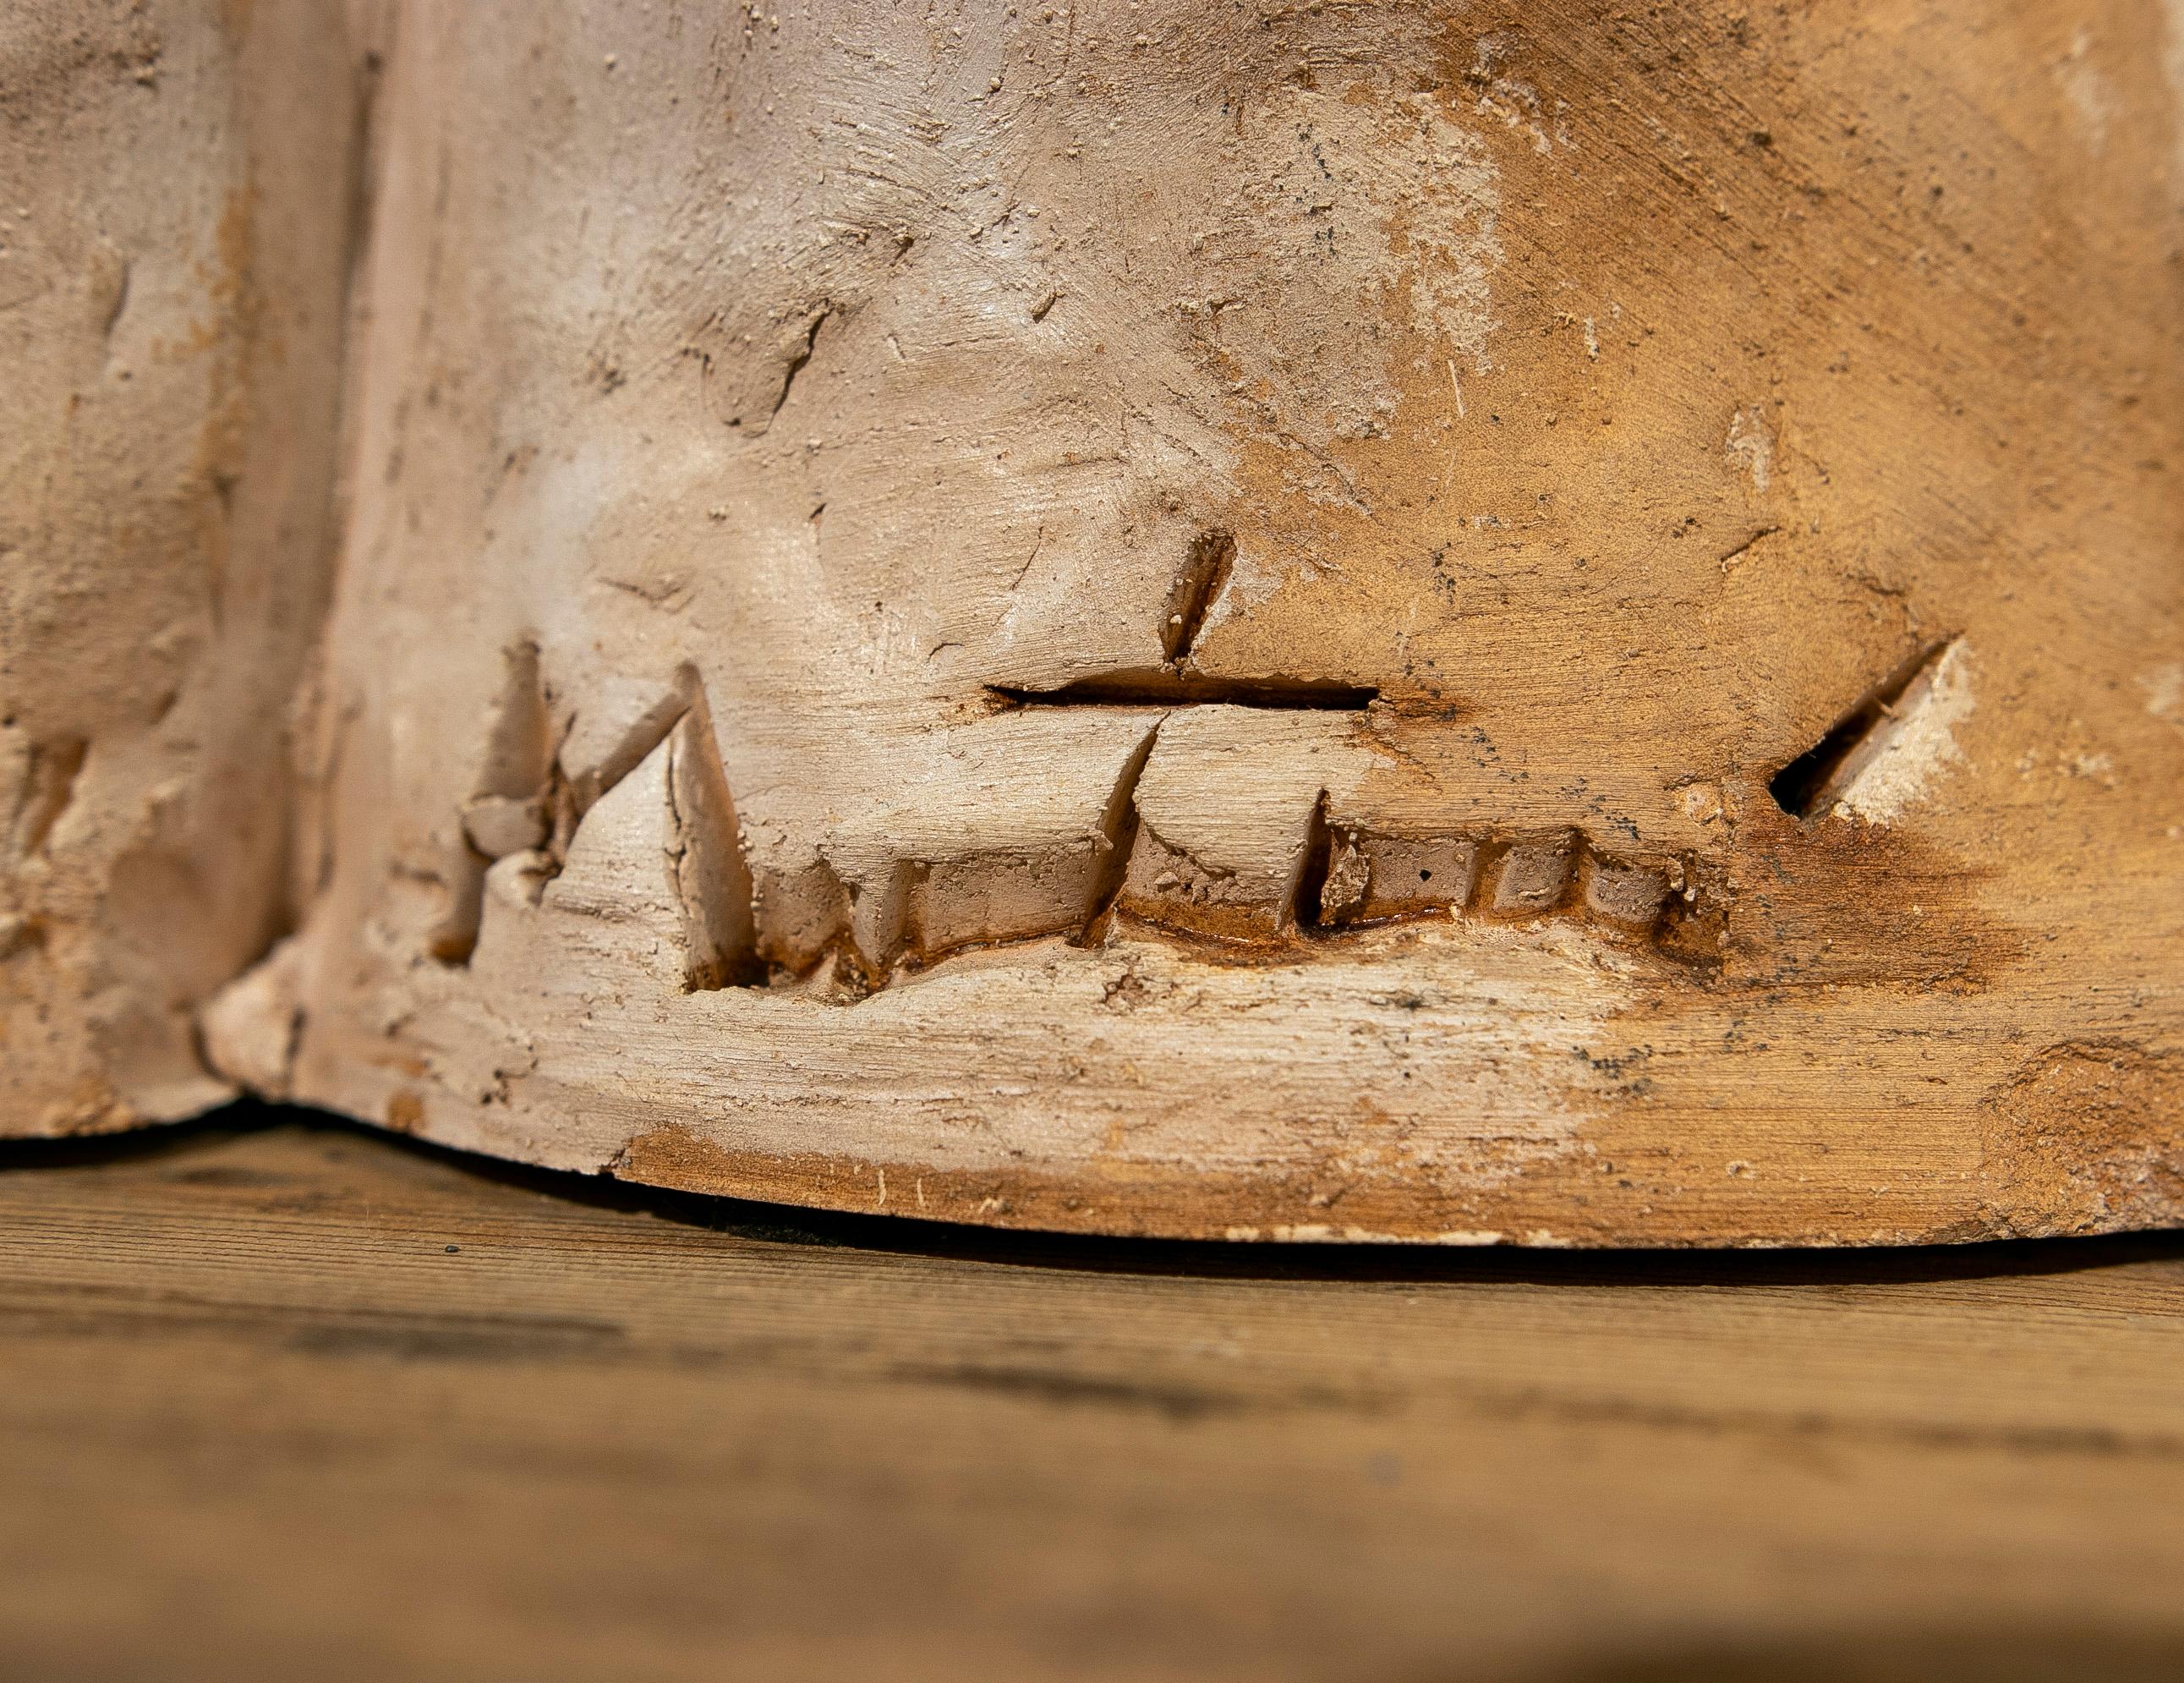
[993,528,1382,712]
[1287,791,1337,932]
[430,640,554,964]
[1162,528,1236,663]
[1770,636,1958,820]
[665,702,761,990]
[767,305,829,426]
[1076,720,1163,943]
[8,735,86,859]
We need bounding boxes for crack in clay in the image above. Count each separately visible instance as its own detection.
[767,304,829,425]
[990,675,1378,710]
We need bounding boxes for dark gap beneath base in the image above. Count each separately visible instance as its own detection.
[8,1099,2181,1287]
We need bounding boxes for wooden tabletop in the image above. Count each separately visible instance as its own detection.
[3,1110,2181,1682]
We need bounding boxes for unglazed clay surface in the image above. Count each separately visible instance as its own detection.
[2,0,373,1130]
[8,0,2184,1242]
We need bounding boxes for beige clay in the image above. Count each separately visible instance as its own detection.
[6,0,2183,1243]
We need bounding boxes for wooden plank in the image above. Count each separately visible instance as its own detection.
[3,1114,2184,1680]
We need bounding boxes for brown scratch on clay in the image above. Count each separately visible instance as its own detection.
[1008,524,1048,591]
[1716,524,1781,573]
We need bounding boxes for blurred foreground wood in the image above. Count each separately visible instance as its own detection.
[3,1113,2184,1683]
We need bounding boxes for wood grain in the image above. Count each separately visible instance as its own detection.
[4,1111,2184,1681]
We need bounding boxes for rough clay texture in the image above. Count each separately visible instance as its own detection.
[1,0,375,1132]
[8,0,2184,1244]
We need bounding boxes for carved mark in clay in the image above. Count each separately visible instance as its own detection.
[991,674,1377,710]
[430,644,698,966]
[764,305,829,428]
[463,758,1705,1000]
[1162,528,1236,662]
[1078,720,1163,943]
[440,655,1713,1002]
[663,704,761,990]
[995,529,1380,710]
[1166,815,1690,946]
[1771,637,1959,820]
[7,734,87,858]
[430,641,553,963]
